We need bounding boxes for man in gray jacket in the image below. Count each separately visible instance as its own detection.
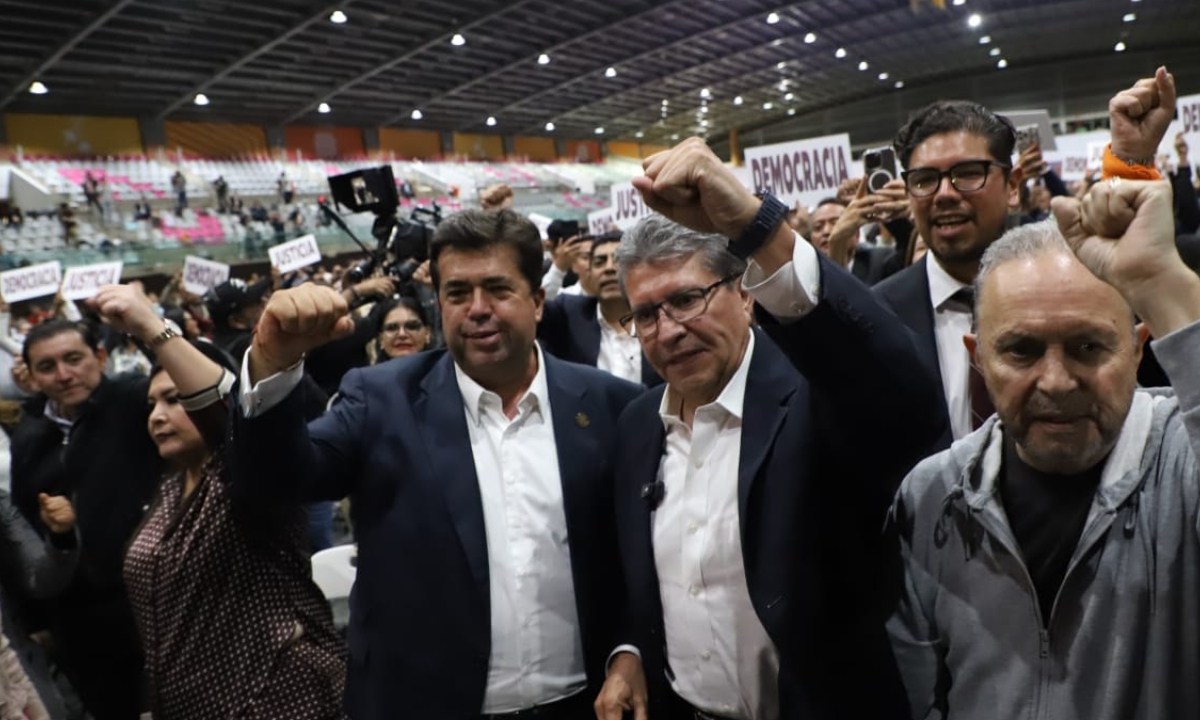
[887,176,1200,720]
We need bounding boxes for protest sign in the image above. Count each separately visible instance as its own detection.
[267,234,322,274]
[744,133,853,210]
[0,261,61,303]
[182,256,230,295]
[60,262,123,301]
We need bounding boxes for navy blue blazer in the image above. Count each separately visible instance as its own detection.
[539,294,663,387]
[229,350,642,719]
[613,255,948,719]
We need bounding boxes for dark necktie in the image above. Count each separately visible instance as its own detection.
[950,287,995,429]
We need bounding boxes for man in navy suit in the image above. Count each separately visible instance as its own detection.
[228,209,642,719]
[594,139,946,720]
[540,233,663,387]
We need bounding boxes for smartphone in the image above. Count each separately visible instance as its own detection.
[1015,124,1040,153]
[863,147,898,193]
[560,220,580,238]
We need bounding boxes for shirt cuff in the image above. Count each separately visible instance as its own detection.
[606,644,642,672]
[238,348,305,418]
[743,230,821,320]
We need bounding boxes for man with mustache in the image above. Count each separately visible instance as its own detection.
[888,175,1200,719]
[227,209,642,719]
[539,232,663,386]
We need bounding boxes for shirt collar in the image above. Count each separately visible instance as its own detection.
[454,342,550,427]
[42,400,74,434]
[596,303,629,337]
[658,331,755,427]
[925,254,971,311]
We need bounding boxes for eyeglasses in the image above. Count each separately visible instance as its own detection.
[382,320,424,335]
[902,160,1010,198]
[620,273,739,338]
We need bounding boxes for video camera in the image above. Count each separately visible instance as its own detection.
[324,165,441,286]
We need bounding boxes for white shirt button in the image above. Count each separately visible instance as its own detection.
[687,521,699,535]
[689,584,700,597]
[701,650,712,660]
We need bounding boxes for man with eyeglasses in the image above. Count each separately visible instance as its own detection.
[594,139,947,720]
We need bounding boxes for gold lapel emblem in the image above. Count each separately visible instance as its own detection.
[575,412,590,428]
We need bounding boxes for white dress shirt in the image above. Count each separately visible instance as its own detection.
[924,256,973,440]
[595,305,642,384]
[644,235,820,720]
[541,264,588,300]
[240,344,586,713]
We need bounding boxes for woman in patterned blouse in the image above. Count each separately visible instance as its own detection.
[92,284,346,720]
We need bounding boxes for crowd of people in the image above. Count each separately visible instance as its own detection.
[0,67,1196,720]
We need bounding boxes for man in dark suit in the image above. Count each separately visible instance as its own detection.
[595,139,947,720]
[539,233,663,386]
[229,209,642,719]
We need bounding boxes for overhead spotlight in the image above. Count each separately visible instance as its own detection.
[28,81,48,95]
[193,93,209,106]
[699,119,708,127]
[766,11,780,24]
[953,0,965,5]
[989,47,1001,56]
[894,80,905,89]
[835,47,847,59]
[700,105,709,113]
[317,102,331,113]
[967,13,982,28]
[671,133,680,140]
[594,127,605,135]
[733,95,744,105]
[545,122,555,131]
[763,102,774,110]
[878,72,889,80]
[1123,12,1136,21]
[537,53,551,65]
[787,108,796,116]
[772,38,785,47]
[1114,41,1127,52]
[329,10,347,24]
[979,35,991,44]
[804,32,817,43]
[997,58,1008,68]
[411,109,423,120]
[485,116,496,127]
[635,131,644,138]
[700,87,712,99]
[662,99,669,106]
[784,92,794,100]
[451,33,466,46]
[605,67,617,78]
[858,60,869,71]
[776,61,786,70]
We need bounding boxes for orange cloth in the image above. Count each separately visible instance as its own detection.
[1102,144,1162,180]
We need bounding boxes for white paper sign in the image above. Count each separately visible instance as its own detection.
[268,234,322,274]
[587,208,615,235]
[60,262,123,301]
[182,256,230,295]
[526,213,554,239]
[744,133,853,211]
[1173,92,1200,170]
[1051,130,1110,181]
[0,261,62,303]
[610,181,653,231]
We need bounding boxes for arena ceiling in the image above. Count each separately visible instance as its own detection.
[0,0,1195,152]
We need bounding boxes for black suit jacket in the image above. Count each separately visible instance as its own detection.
[614,256,948,719]
[539,294,663,387]
[230,351,642,719]
[851,244,898,286]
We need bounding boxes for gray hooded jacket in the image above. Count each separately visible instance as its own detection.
[888,320,1200,720]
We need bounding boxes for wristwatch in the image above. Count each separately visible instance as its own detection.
[727,192,789,260]
[147,319,182,349]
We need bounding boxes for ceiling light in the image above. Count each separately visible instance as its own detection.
[605,67,617,78]
[411,109,423,120]
[733,95,744,105]
[1114,41,1126,52]
[997,59,1008,68]
[28,81,48,95]
[772,38,785,47]
[784,92,794,100]
[662,99,669,106]
[635,131,644,138]
[451,33,466,46]
[329,10,347,24]
[979,35,991,44]
[953,0,965,5]
[858,60,869,71]
[776,61,786,70]
[787,108,796,116]
[835,47,847,59]
[804,32,817,43]
[878,72,889,80]
[700,105,709,113]
[594,127,605,135]
[968,13,982,28]
[699,119,708,127]
[989,47,1001,56]
[1123,12,1136,21]
[537,53,551,65]
[545,122,555,131]
[671,133,680,141]
[763,102,774,110]
[894,80,905,89]
[700,87,712,99]
[317,102,331,113]
[193,93,209,106]
[485,116,496,127]
[766,11,780,24]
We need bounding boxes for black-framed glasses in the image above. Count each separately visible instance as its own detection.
[902,160,1011,198]
[620,273,739,338]
[382,320,424,335]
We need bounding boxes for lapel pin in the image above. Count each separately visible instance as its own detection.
[575,412,590,428]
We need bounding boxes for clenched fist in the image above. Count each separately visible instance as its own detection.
[249,284,355,382]
[38,494,76,535]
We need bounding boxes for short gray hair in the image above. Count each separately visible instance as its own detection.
[615,214,746,291]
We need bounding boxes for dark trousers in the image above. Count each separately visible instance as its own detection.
[54,600,145,720]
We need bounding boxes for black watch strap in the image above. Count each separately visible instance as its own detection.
[727,192,789,260]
